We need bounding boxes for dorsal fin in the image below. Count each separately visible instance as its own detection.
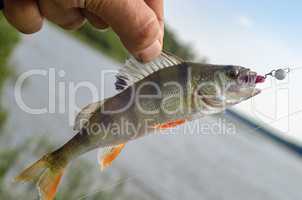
[115,51,184,91]
[73,100,106,131]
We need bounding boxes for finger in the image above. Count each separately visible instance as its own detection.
[145,0,164,45]
[81,9,109,30]
[39,0,85,30]
[85,0,162,62]
[3,0,43,34]
[144,0,164,28]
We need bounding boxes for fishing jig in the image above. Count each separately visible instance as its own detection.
[264,68,290,80]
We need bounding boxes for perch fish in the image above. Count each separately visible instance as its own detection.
[15,51,264,200]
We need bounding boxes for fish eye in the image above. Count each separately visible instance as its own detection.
[226,66,240,78]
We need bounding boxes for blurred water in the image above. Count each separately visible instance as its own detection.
[3,24,302,200]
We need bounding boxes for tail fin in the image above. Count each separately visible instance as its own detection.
[15,155,66,200]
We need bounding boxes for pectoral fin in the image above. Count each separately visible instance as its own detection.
[97,144,125,171]
[153,119,186,129]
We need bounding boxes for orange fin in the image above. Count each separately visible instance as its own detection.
[98,144,125,171]
[38,169,64,200]
[15,154,66,200]
[153,119,186,129]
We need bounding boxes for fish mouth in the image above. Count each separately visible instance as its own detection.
[237,68,265,85]
[227,68,263,97]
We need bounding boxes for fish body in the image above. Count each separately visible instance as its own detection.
[15,52,262,200]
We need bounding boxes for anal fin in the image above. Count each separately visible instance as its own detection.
[97,144,125,171]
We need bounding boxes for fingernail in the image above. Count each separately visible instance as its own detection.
[135,40,162,63]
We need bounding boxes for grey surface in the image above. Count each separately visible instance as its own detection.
[3,24,302,200]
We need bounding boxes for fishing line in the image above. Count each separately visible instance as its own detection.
[287,66,302,71]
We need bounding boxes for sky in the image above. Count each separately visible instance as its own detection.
[164,0,302,143]
[165,0,302,66]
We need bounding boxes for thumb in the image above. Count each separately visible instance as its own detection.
[85,0,163,62]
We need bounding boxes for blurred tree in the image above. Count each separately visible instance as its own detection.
[73,23,203,62]
[163,28,195,60]
[0,14,19,129]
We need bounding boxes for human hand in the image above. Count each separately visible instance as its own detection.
[2,0,164,62]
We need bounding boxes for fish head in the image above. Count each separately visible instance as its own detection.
[194,65,263,110]
[221,65,262,103]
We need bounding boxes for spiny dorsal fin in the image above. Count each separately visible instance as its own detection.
[73,100,106,131]
[115,51,184,91]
